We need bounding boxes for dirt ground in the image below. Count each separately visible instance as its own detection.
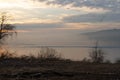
[0,59,120,80]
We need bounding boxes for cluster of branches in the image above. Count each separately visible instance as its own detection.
[89,41,105,63]
[0,47,63,62]
[0,12,16,44]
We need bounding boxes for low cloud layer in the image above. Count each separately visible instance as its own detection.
[63,12,120,23]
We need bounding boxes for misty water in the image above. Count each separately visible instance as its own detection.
[7,28,120,62]
[7,45,120,62]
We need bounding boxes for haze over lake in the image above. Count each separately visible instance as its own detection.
[7,27,120,62]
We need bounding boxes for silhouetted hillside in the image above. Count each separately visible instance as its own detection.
[83,29,120,46]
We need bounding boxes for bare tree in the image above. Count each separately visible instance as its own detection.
[89,41,105,63]
[0,12,16,44]
[38,47,62,60]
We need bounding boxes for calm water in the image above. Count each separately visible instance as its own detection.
[8,45,120,62]
[6,28,120,62]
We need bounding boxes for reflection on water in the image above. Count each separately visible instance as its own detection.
[8,46,120,62]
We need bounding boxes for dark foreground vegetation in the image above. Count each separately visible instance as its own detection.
[0,49,120,80]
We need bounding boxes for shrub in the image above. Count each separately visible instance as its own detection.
[37,47,62,60]
[89,41,105,63]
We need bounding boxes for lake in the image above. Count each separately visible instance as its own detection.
[7,45,120,62]
[6,28,120,62]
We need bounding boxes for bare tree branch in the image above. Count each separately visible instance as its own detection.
[0,12,16,44]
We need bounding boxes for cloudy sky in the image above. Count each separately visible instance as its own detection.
[0,0,120,30]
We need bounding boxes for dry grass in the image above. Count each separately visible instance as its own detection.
[0,48,120,80]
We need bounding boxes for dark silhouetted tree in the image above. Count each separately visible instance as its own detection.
[89,41,105,63]
[0,12,16,44]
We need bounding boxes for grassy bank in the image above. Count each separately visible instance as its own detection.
[0,55,120,80]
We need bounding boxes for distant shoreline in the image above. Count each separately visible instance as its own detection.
[17,45,120,49]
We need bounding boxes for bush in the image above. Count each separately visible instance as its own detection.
[37,47,62,60]
[89,41,105,63]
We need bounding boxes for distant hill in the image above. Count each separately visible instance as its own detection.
[83,29,120,46]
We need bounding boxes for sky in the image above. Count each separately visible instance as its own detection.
[0,0,120,30]
[1,0,120,61]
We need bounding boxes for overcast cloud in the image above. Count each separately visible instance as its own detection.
[63,12,120,23]
[37,0,120,12]
[33,0,120,23]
